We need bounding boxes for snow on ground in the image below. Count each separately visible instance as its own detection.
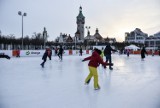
[0,54,160,108]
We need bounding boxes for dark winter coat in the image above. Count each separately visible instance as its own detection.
[104,45,116,56]
[141,48,147,59]
[79,48,82,53]
[58,47,64,54]
[42,51,48,60]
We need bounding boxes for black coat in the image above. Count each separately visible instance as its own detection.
[141,48,147,59]
[58,48,64,54]
[104,45,116,56]
[42,51,48,60]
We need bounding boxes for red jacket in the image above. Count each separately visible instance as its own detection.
[83,51,107,68]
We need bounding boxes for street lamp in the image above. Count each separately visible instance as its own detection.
[85,26,90,36]
[85,26,91,48]
[18,11,27,50]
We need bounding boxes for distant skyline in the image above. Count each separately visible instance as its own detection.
[0,0,160,42]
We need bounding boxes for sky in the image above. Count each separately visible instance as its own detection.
[0,0,160,42]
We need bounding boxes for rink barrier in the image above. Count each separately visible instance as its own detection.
[0,50,93,57]
[132,51,160,55]
[1,50,159,57]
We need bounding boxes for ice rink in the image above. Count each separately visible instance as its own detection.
[0,54,160,108]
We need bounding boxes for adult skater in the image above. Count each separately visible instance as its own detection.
[82,48,113,90]
[54,47,58,56]
[0,54,10,59]
[16,47,20,57]
[141,47,148,60]
[126,49,130,57]
[79,47,83,56]
[104,43,116,70]
[40,49,48,68]
[57,45,64,61]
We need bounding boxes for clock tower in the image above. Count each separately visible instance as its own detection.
[76,6,85,42]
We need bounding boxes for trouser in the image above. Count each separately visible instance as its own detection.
[105,55,112,69]
[58,53,62,60]
[48,56,51,60]
[85,66,100,89]
[41,59,46,66]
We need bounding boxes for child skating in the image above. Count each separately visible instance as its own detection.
[82,48,113,90]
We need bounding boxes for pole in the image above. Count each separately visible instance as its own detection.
[75,36,76,49]
[22,15,24,50]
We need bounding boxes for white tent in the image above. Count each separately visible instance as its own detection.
[125,44,140,51]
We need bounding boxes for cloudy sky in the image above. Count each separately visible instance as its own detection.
[0,0,160,42]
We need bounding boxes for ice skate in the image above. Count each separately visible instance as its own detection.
[94,87,100,90]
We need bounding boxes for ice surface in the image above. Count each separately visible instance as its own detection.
[0,54,160,108]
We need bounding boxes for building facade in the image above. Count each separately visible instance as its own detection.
[125,28,148,44]
[145,32,160,50]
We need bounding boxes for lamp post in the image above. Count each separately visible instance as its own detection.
[75,36,77,49]
[85,26,90,48]
[18,11,27,50]
[85,26,90,36]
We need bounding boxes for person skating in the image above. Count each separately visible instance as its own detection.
[40,49,48,68]
[16,47,20,57]
[54,47,58,56]
[57,45,64,61]
[47,48,52,60]
[141,47,148,60]
[79,47,83,56]
[0,54,10,59]
[126,49,130,57]
[104,43,116,70]
[82,48,113,90]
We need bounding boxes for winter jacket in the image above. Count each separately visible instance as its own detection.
[58,48,64,54]
[141,48,148,59]
[83,51,107,68]
[42,51,48,60]
[104,45,116,56]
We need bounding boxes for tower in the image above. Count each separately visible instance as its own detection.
[76,6,85,42]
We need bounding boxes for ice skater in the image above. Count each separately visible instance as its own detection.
[54,47,58,56]
[57,45,64,61]
[16,47,20,57]
[141,47,148,61]
[104,43,116,70]
[126,49,130,57]
[82,48,113,90]
[0,54,10,59]
[79,47,83,56]
[100,47,104,60]
[40,49,48,68]
[47,48,52,60]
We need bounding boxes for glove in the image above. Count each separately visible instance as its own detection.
[82,59,85,62]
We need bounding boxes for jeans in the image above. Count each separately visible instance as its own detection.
[105,55,112,69]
